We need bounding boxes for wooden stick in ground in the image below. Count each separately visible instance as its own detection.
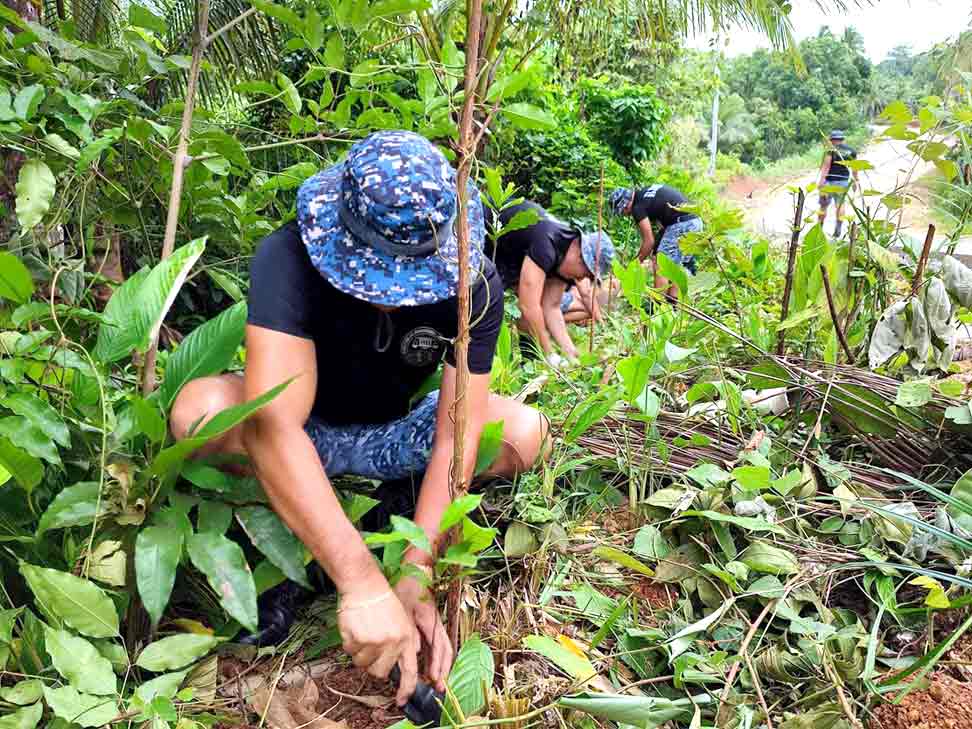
[716,598,776,727]
[820,264,853,362]
[911,223,936,298]
[140,0,211,395]
[775,188,806,356]
[445,0,484,651]
[589,160,604,354]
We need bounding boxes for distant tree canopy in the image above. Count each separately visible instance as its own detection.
[722,26,872,165]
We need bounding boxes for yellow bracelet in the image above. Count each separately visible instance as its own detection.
[337,590,394,614]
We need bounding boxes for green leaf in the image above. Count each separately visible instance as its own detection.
[198,500,233,534]
[324,33,345,70]
[149,380,290,476]
[37,482,103,536]
[0,416,60,465]
[895,380,933,408]
[503,521,538,557]
[565,389,618,443]
[43,685,118,728]
[1,392,70,447]
[369,0,430,20]
[0,252,34,304]
[186,532,258,631]
[0,679,43,706]
[523,635,595,681]
[617,355,654,404]
[43,132,80,159]
[593,546,654,576]
[794,224,831,310]
[44,626,117,695]
[303,9,325,50]
[444,634,493,722]
[502,102,556,130]
[0,435,42,492]
[633,525,671,560]
[732,466,771,491]
[15,160,55,230]
[683,510,785,534]
[0,701,42,729]
[136,634,220,672]
[474,420,504,476]
[439,494,482,532]
[129,3,166,33]
[364,515,432,553]
[236,506,310,589]
[134,668,189,704]
[881,100,912,125]
[135,526,184,628]
[95,239,206,363]
[160,301,246,410]
[558,694,691,727]
[19,563,119,638]
[275,72,302,115]
[938,380,965,399]
[739,541,799,575]
[656,252,688,299]
[13,84,44,121]
[776,304,822,330]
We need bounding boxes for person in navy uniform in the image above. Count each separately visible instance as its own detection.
[817,130,858,237]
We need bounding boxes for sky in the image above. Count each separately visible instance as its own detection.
[690,0,971,62]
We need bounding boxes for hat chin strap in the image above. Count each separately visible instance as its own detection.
[338,199,454,257]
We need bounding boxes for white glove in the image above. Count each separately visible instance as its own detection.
[547,352,565,368]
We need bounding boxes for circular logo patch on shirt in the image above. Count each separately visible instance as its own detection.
[400,326,447,367]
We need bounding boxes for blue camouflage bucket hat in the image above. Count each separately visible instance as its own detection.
[610,188,634,216]
[296,130,485,307]
[580,231,615,281]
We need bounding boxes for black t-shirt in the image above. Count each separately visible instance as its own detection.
[826,143,857,182]
[247,222,504,426]
[488,201,577,289]
[630,185,695,228]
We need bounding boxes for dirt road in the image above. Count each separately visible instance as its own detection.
[726,129,972,258]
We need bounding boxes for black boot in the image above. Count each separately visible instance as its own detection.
[237,578,312,647]
[834,221,843,238]
[359,476,422,533]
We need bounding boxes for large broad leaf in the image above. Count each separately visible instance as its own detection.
[0,252,35,304]
[558,694,693,727]
[0,416,61,465]
[794,224,831,311]
[444,634,494,722]
[36,482,104,536]
[15,159,55,230]
[324,33,345,70]
[1,392,70,447]
[135,526,185,628]
[19,563,119,638]
[13,85,44,120]
[186,532,258,632]
[159,301,247,410]
[94,239,206,363]
[474,420,504,476]
[523,635,595,682]
[133,668,190,704]
[235,506,310,589]
[275,72,301,115]
[0,701,42,729]
[44,626,117,695]
[128,3,166,34]
[92,266,150,362]
[617,355,654,404]
[0,679,42,706]
[565,389,618,443]
[501,102,556,130]
[656,252,688,299]
[149,380,290,477]
[0,436,43,493]
[136,634,221,671]
[43,685,118,728]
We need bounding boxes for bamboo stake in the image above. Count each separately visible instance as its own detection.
[775,188,805,356]
[446,0,484,651]
[911,223,936,298]
[820,264,853,362]
[589,160,604,354]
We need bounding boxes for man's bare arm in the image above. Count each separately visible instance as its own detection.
[541,277,578,359]
[637,218,656,262]
[818,151,832,187]
[517,258,553,354]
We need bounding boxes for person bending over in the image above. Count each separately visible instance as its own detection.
[487,199,614,366]
[610,184,703,302]
[169,131,548,706]
[817,130,858,238]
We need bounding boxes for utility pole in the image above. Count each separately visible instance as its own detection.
[707,47,721,178]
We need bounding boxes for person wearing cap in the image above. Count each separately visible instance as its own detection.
[610,184,702,302]
[817,130,858,237]
[169,131,548,706]
[486,199,614,366]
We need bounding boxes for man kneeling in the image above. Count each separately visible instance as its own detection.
[170,131,548,706]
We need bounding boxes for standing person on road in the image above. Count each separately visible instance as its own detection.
[486,199,614,366]
[169,131,549,706]
[610,184,703,302]
[817,130,858,238]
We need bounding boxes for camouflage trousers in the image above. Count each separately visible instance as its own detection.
[304,392,438,481]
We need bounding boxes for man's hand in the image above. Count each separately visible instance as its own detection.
[338,577,420,706]
[394,574,453,692]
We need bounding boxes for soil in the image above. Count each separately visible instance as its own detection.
[629,578,678,612]
[870,673,972,729]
